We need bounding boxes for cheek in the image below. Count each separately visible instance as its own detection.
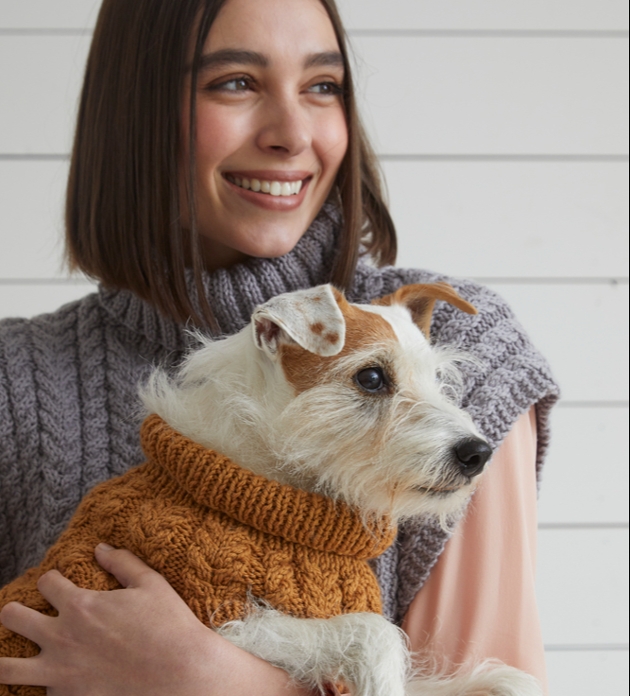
[195,105,253,173]
[314,107,348,175]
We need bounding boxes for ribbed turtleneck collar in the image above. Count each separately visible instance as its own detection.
[97,207,341,350]
[140,414,396,560]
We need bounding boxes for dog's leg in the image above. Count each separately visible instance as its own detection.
[406,660,544,696]
[218,607,410,696]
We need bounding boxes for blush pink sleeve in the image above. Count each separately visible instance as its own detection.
[401,407,548,693]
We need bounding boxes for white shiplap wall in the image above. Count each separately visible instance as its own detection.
[0,1,628,693]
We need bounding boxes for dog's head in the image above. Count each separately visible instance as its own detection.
[250,283,491,522]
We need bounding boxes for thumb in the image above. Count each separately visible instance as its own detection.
[94,544,160,589]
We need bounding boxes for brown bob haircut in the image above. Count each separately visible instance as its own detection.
[66,0,397,329]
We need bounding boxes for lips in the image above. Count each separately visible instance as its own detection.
[222,171,313,211]
[226,174,303,196]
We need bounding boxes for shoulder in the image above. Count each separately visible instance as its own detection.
[349,262,521,355]
[350,262,560,456]
[0,292,102,421]
[350,262,511,335]
[0,291,102,368]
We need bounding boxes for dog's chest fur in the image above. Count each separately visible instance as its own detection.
[0,416,395,681]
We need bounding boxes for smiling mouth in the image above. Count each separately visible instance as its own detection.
[225,174,307,197]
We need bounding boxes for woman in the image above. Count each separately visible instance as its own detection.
[0,0,558,693]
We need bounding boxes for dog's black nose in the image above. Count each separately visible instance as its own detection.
[454,438,492,477]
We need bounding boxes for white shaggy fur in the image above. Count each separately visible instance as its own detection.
[141,284,542,696]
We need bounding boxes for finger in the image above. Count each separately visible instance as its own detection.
[0,655,50,687]
[94,544,160,589]
[36,569,89,612]
[0,601,54,646]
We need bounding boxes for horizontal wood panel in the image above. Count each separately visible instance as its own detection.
[0,0,99,29]
[487,282,629,402]
[0,160,68,278]
[545,650,629,696]
[0,282,96,321]
[538,407,629,524]
[340,0,630,32]
[1,1,628,32]
[537,528,628,644]
[2,159,627,279]
[384,160,629,278]
[0,35,89,154]
[1,36,628,155]
[353,36,628,155]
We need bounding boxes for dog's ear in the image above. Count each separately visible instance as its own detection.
[373,283,477,338]
[252,285,346,359]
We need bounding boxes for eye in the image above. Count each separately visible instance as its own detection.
[308,81,343,96]
[355,367,387,393]
[207,76,252,93]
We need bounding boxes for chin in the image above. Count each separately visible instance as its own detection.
[240,223,311,259]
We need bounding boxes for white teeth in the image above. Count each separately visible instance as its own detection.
[228,176,305,196]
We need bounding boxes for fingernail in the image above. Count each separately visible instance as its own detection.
[97,543,114,551]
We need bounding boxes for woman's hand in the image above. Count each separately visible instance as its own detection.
[0,545,312,696]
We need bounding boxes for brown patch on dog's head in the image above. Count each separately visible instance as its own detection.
[280,290,397,394]
[310,322,324,335]
[373,282,476,338]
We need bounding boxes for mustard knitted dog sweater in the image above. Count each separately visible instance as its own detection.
[0,414,395,696]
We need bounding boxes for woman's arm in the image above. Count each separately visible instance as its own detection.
[0,545,313,696]
[402,408,548,692]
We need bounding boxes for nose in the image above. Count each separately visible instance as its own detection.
[454,438,492,478]
[256,97,311,156]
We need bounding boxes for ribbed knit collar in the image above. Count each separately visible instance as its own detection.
[97,207,341,350]
[140,414,396,560]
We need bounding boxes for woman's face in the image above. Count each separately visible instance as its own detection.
[182,0,348,270]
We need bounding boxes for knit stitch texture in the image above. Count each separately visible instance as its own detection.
[0,415,395,696]
[0,208,560,624]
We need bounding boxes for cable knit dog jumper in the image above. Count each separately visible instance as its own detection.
[0,415,395,696]
[0,208,560,625]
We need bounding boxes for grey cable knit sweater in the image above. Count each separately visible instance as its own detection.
[0,211,559,624]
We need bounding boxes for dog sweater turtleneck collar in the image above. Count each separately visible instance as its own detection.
[0,205,559,624]
[141,414,396,561]
[0,415,396,670]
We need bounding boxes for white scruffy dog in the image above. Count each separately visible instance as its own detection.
[142,282,542,696]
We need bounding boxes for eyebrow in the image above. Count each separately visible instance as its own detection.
[196,49,344,72]
[197,49,267,71]
[304,51,344,69]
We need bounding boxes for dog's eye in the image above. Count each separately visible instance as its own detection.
[355,367,386,393]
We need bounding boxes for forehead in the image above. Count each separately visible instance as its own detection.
[206,0,340,57]
[279,298,427,393]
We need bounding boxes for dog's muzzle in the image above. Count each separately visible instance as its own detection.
[453,438,492,478]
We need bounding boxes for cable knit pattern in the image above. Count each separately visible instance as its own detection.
[0,416,394,696]
[0,208,559,627]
